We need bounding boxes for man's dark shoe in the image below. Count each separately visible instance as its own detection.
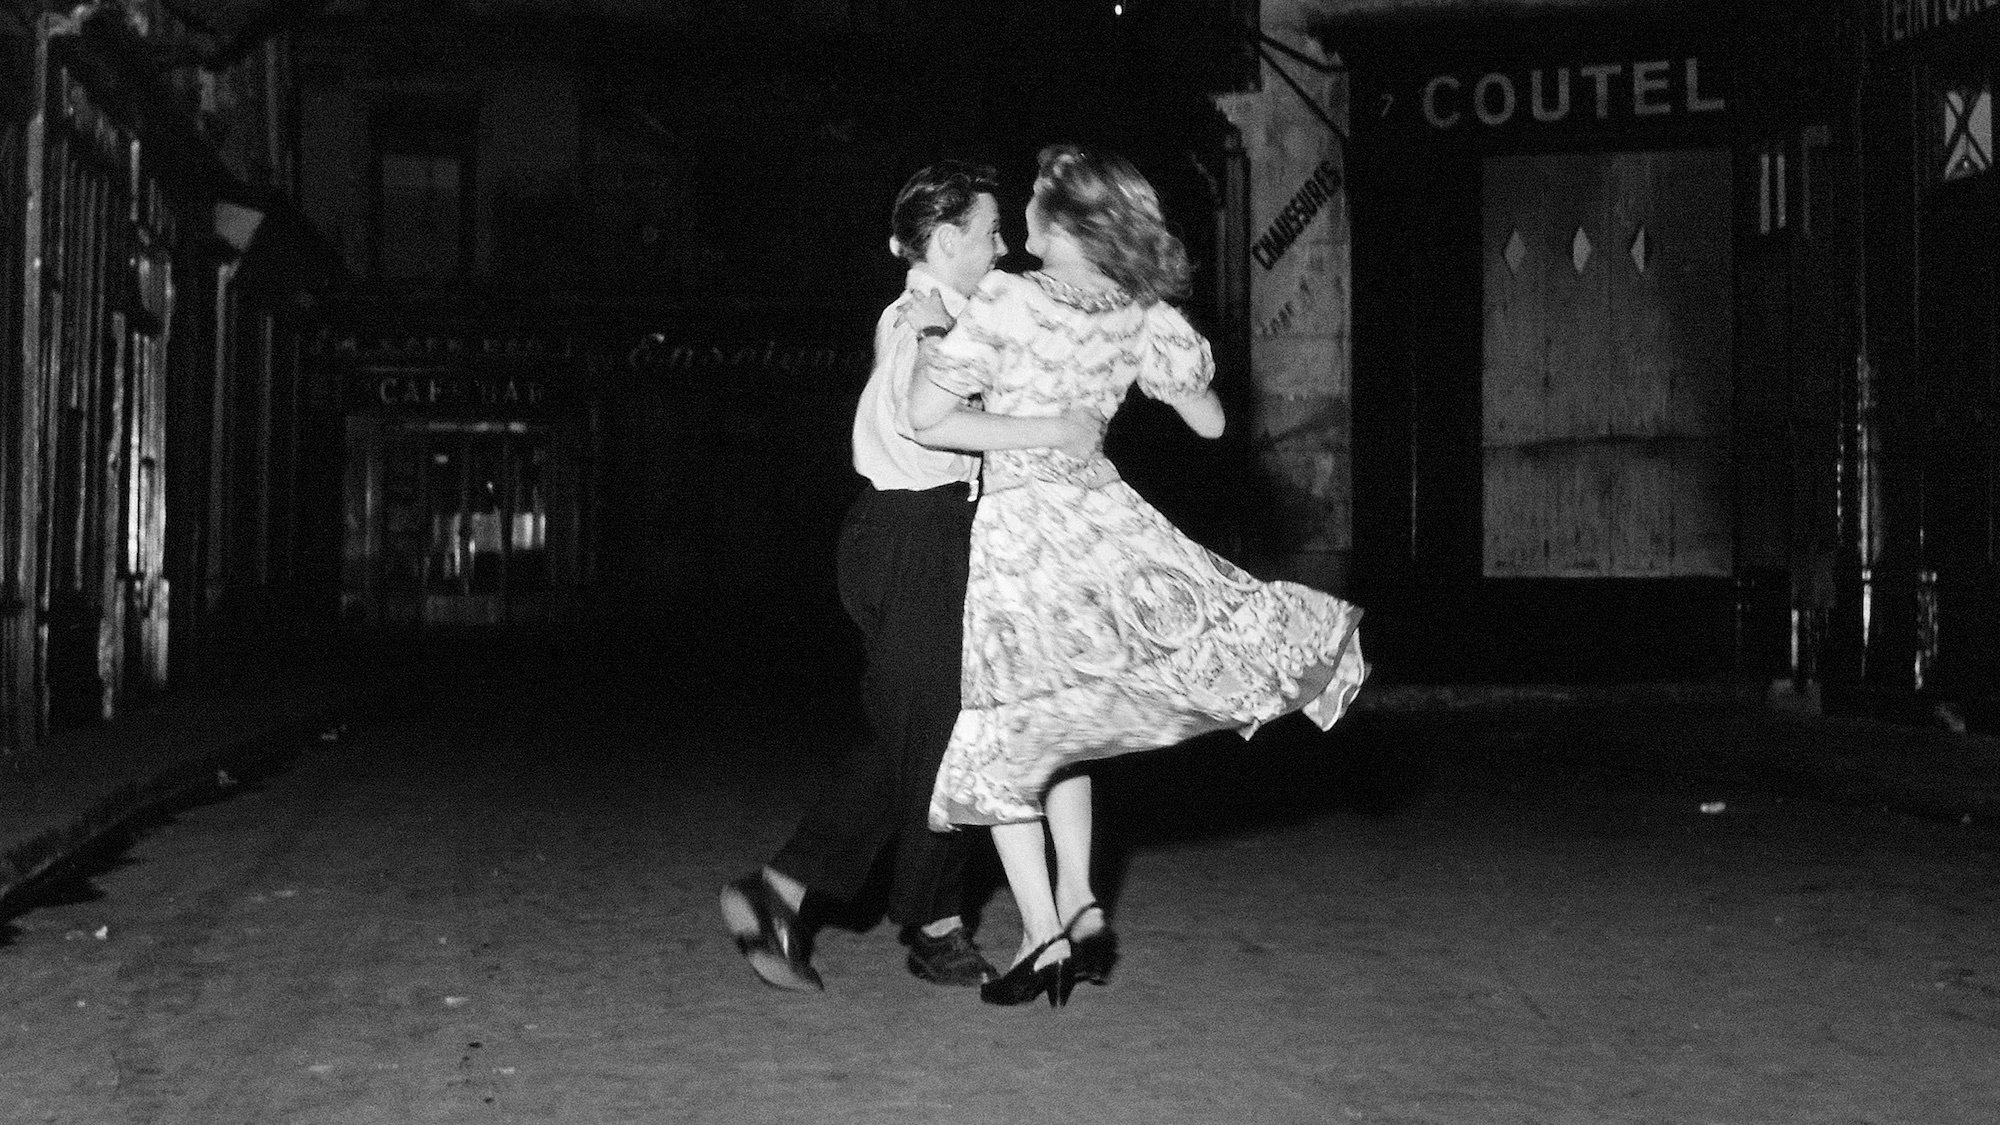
[719,873,823,992]
[904,925,998,986]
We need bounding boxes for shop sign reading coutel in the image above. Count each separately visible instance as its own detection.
[1420,56,1725,130]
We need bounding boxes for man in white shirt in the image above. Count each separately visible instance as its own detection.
[722,161,1100,991]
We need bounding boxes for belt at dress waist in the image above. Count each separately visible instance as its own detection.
[982,451,1122,494]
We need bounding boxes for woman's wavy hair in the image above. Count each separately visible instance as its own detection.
[889,159,1000,265]
[1032,144,1190,305]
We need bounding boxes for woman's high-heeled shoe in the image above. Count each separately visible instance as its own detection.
[1062,902,1118,986]
[979,935,1075,1009]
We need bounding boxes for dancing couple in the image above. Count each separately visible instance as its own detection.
[722,147,1367,1010]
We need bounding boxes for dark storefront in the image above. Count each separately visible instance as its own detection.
[1850,1,2000,720]
[4,34,175,732]
[4,7,341,761]
[333,322,594,631]
[332,312,873,637]
[1342,7,1849,683]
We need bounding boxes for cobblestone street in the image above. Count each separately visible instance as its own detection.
[1,638,1995,1125]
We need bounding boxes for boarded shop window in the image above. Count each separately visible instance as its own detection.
[1481,150,1733,579]
[1939,82,1992,182]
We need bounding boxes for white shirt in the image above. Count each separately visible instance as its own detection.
[851,264,978,492]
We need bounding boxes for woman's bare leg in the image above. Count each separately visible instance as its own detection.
[991,819,1067,968]
[1045,774,1103,937]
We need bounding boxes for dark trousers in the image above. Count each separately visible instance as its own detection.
[770,482,975,929]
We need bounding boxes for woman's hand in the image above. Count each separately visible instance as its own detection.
[897,288,953,336]
[1171,389,1226,440]
[1055,409,1106,460]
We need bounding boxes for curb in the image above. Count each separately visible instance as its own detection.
[1352,681,1759,713]
[0,703,351,911]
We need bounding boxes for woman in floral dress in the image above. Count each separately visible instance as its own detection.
[905,145,1367,1007]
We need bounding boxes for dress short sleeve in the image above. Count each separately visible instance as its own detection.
[1137,302,1215,405]
[925,273,1013,399]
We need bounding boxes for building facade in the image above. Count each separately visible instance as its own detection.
[1331,1,1847,684]
[1210,0,1997,724]
[2,0,342,765]
[44,0,1977,724]
[293,1,1243,636]
[1849,0,2000,724]
[292,6,871,634]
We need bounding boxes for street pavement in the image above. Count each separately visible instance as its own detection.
[0,662,351,906]
[0,629,1996,1124]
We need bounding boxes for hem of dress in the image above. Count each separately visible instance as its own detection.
[933,605,1369,830]
[931,803,1045,831]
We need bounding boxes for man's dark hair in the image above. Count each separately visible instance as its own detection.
[890,160,1000,265]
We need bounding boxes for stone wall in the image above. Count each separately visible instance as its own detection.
[1215,7,1353,592]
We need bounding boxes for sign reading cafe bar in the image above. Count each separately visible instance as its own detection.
[348,371,557,414]
[1417,55,1726,131]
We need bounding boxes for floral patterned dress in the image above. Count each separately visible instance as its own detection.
[925,270,1368,830]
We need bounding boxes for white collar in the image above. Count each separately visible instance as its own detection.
[904,264,974,316]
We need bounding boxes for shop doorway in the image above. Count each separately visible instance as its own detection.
[1911,76,2000,695]
[349,420,554,628]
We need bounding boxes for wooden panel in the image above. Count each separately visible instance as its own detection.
[1483,154,1550,449]
[1542,153,1611,451]
[1551,445,1609,576]
[1483,148,1733,579]
[5,107,44,757]
[1482,448,1544,576]
[1605,152,1672,576]
[1482,153,1550,577]
[1670,441,1733,575]
[1606,153,1670,438]
[1608,444,1672,577]
[134,246,172,689]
